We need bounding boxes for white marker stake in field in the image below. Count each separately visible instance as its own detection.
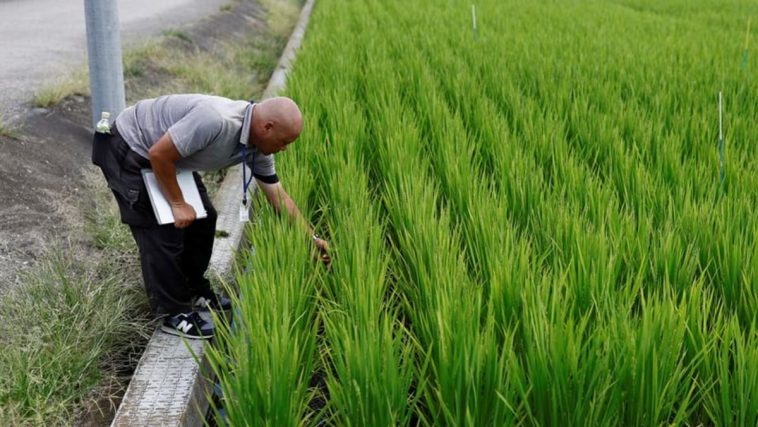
[742,18,751,69]
[472,4,477,40]
[719,91,725,195]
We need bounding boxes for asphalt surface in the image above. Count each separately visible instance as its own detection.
[0,0,228,122]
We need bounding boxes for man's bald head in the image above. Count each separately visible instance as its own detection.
[259,97,303,135]
[250,97,303,154]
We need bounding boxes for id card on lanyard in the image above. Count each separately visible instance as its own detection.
[240,144,255,222]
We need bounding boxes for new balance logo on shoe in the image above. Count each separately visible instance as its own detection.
[161,312,214,340]
[176,320,193,334]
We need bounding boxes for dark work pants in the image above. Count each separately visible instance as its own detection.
[129,206,217,315]
[92,125,217,315]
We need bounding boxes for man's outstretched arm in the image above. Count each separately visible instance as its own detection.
[256,180,330,262]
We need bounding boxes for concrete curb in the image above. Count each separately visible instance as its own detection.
[110,1,316,425]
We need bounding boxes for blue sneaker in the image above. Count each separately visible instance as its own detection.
[161,312,214,340]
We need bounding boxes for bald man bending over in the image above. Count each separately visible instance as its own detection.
[92,94,329,339]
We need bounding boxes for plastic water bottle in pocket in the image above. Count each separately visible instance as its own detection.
[96,111,111,134]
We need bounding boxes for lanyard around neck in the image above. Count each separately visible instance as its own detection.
[241,144,255,205]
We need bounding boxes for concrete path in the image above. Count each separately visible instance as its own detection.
[0,0,227,121]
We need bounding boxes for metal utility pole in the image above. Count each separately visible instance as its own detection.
[84,0,125,128]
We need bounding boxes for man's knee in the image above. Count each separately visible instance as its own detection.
[132,225,184,254]
[188,204,217,236]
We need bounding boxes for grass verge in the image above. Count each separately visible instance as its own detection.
[0,119,18,138]
[0,169,151,426]
[32,71,89,109]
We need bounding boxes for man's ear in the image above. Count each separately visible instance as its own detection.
[264,121,275,132]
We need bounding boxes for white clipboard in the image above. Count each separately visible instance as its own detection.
[141,169,208,225]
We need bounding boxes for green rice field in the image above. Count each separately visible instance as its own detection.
[207,0,758,425]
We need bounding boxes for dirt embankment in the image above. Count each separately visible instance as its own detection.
[0,99,93,289]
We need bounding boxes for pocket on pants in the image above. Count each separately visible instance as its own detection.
[91,132,111,167]
[113,185,141,207]
[112,182,156,226]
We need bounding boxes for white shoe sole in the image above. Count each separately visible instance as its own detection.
[160,324,213,340]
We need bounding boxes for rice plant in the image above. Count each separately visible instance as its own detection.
[209,0,758,425]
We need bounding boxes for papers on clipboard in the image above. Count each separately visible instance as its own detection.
[141,169,208,225]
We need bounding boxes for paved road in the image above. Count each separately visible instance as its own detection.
[0,0,227,121]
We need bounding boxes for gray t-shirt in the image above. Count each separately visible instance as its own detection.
[114,94,277,181]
